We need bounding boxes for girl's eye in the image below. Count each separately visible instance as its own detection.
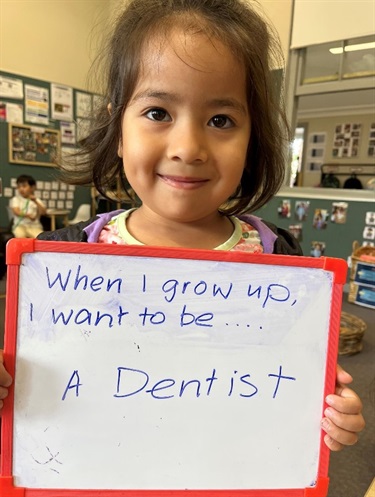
[145,108,171,122]
[209,115,234,129]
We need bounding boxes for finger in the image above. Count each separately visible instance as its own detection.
[0,351,13,388]
[323,434,345,452]
[0,368,13,388]
[0,386,9,400]
[324,406,365,433]
[326,387,363,414]
[321,417,359,447]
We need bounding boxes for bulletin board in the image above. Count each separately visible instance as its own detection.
[0,239,347,496]
[8,123,60,167]
[0,70,95,229]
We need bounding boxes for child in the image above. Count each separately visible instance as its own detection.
[0,0,364,451]
[9,174,47,238]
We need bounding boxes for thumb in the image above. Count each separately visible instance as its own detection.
[336,364,353,386]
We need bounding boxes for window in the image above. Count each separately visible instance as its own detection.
[302,36,375,85]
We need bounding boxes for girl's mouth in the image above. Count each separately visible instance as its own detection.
[157,174,209,190]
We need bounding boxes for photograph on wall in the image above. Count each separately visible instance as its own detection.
[277,199,291,218]
[310,241,326,258]
[306,132,326,171]
[25,84,49,125]
[294,201,310,221]
[288,224,302,241]
[332,123,361,158]
[365,211,375,225]
[306,160,323,172]
[363,226,375,240]
[331,202,348,224]
[313,208,329,230]
[51,83,73,121]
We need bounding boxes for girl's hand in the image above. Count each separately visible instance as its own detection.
[321,364,365,451]
[0,350,12,415]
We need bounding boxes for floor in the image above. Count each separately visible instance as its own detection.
[0,276,374,496]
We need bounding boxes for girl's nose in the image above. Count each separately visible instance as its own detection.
[166,121,208,164]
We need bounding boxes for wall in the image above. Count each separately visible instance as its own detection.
[291,0,375,48]
[254,187,374,282]
[0,0,112,91]
[298,113,375,187]
[256,0,293,61]
[0,0,293,86]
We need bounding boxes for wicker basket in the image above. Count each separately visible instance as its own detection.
[339,311,367,355]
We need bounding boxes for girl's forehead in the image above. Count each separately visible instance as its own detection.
[140,27,238,73]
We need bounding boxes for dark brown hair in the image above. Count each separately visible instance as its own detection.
[63,0,290,214]
[16,174,36,187]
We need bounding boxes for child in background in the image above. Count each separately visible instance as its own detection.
[9,174,46,238]
[0,0,364,450]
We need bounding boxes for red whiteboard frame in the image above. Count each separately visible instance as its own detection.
[0,238,347,497]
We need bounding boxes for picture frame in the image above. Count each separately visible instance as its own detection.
[8,123,61,167]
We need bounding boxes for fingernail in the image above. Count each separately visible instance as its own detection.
[324,407,333,417]
[321,418,329,430]
[325,395,334,405]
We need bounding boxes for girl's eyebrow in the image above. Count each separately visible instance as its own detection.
[131,89,247,115]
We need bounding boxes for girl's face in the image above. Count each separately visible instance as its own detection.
[119,28,251,225]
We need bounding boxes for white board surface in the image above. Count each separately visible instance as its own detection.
[11,250,334,490]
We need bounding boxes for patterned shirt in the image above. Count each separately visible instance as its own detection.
[98,209,263,253]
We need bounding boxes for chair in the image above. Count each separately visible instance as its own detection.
[68,204,91,225]
[6,206,14,226]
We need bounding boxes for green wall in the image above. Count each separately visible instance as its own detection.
[254,191,373,263]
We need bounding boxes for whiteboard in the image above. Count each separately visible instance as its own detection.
[0,239,347,496]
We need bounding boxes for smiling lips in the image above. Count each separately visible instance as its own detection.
[157,174,209,190]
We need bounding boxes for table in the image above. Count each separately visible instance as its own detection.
[45,209,70,231]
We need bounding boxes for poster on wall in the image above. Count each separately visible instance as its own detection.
[60,121,76,145]
[0,75,23,99]
[76,91,92,118]
[51,83,73,121]
[0,102,23,123]
[25,84,49,125]
[332,123,361,158]
[93,94,104,112]
[368,123,375,157]
[76,118,91,141]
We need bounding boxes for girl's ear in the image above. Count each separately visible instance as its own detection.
[118,140,123,158]
[108,103,123,158]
